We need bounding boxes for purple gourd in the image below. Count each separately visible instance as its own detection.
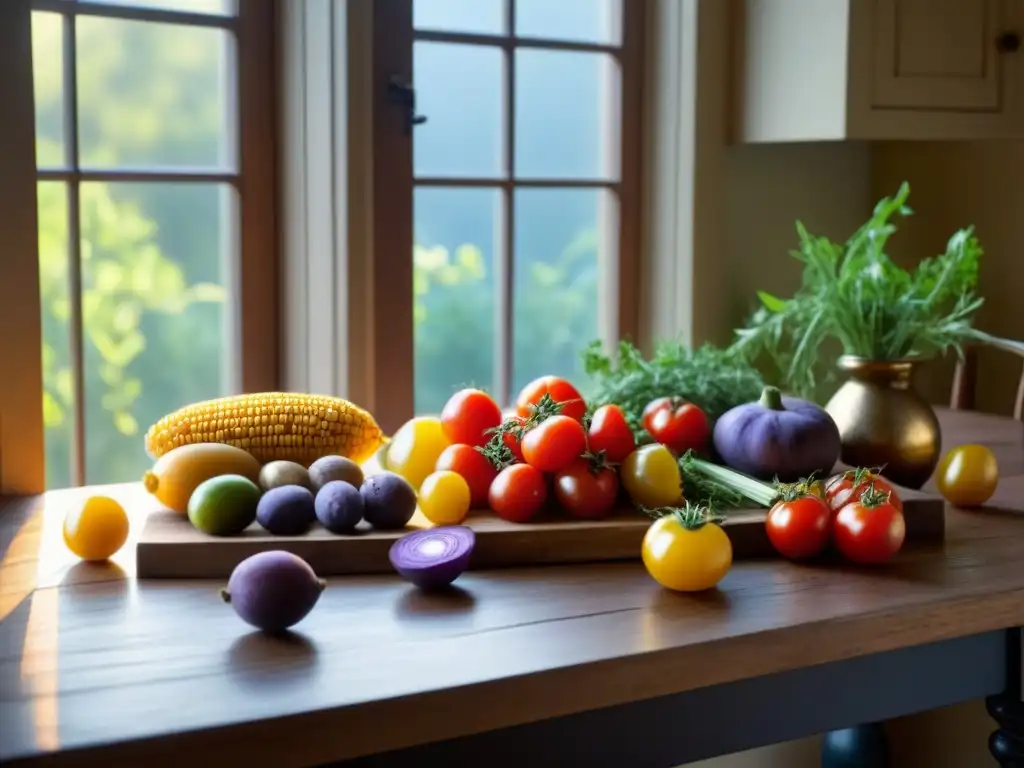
[712,386,841,483]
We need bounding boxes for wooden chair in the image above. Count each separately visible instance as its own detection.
[950,336,1024,422]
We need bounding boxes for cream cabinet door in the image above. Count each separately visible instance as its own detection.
[872,0,1010,110]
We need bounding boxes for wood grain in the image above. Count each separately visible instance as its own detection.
[134,491,945,579]
[0,408,1022,768]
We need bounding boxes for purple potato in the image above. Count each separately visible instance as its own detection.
[314,480,364,534]
[256,485,316,536]
[308,455,364,492]
[221,550,325,633]
[360,472,417,530]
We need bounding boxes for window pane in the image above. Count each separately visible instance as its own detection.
[414,187,499,414]
[414,43,504,179]
[80,182,232,485]
[515,0,620,44]
[32,12,65,167]
[512,189,607,398]
[85,0,236,15]
[77,18,231,168]
[415,0,505,35]
[515,50,618,179]
[38,182,73,490]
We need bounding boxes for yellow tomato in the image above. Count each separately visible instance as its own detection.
[936,443,999,507]
[385,416,452,490]
[418,470,472,525]
[641,512,733,592]
[620,444,683,508]
[63,495,130,561]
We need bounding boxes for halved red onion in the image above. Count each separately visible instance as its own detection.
[388,526,476,589]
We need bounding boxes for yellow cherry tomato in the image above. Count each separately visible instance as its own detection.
[935,443,999,507]
[620,443,683,508]
[418,470,472,525]
[641,511,733,592]
[385,417,452,490]
[63,495,130,561]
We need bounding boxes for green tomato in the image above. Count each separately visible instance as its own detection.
[385,417,452,490]
[620,444,683,508]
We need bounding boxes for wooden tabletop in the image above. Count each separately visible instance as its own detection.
[1,407,1023,768]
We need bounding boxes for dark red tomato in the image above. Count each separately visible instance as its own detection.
[488,463,548,523]
[502,415,527,463]
[554,459,619,520]
[833,500,906,564]
[641,397,710,455]
[521,415,587,474]
[515,376,587,423]
[435,443,497,508]
[825,471,903,514]
[440,388,503,448]
[587,404,636,464]
[765,495,832,560]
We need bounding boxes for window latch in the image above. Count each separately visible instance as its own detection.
[388,76,428,135]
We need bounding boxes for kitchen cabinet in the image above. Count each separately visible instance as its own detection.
[732,0,1024,142]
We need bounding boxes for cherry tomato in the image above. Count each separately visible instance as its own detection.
[488,463,548,523]
[935,443,999,507]
[587,404,636,464]
[418,470,472,525]
[385,416,452,490]
[620,444,683,508]
[435,443,497,508]
[521,415,587,474]
[63,495,130,561]
[833,498,906,564]
[440,388,503,447]
[641,510,733,591]
[515,375,587,423]
[825,470,903,514]
[502,415,527,463]
[641,397,710,455]
[554,458,620,519]
[765,495,831,560]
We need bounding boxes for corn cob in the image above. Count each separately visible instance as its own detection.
[144,392,385,467]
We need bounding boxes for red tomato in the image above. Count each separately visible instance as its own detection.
[488,463,548,523]
[587,404,636,464]
[502,415,527,463]
[833,498,906,564]
[440,388,503,448]
[521,415,587,474]
[641,397,710,455]
[765,495,831,560]
[435,443,498,508]
[515,376,586,423]
[554,459,620,519]
[825,470,903,514]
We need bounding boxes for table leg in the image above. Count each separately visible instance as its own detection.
[821,723,890,767]
[988,628,1024,767]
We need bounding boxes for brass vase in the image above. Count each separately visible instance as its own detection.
[823,356,941,490]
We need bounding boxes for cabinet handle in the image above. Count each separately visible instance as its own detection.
[996,31,1021,53]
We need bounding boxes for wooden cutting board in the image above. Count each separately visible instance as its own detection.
[135,487,945,579]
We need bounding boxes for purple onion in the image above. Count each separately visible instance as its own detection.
[388,526,476,590]
[221,550,325,633]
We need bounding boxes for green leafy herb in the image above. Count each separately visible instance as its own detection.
[731,181,986,398]
[581,339,765,440]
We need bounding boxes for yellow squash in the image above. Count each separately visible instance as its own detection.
[143,443,262,514]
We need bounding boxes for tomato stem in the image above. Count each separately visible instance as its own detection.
[643,501,726,530]
[857,480,893,509]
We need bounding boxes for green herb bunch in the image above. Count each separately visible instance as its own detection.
[581,338,765,439]
[731,182,986,399]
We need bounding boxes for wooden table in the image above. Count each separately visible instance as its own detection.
[1,408,1023,768]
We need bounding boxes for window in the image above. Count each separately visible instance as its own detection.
[368,0,644,430]
[15,0,277,491]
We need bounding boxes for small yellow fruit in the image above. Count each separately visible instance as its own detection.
[385,417,452,490]
[418,470,472,525]
[936,443,999,508]
[63,495,130,561]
